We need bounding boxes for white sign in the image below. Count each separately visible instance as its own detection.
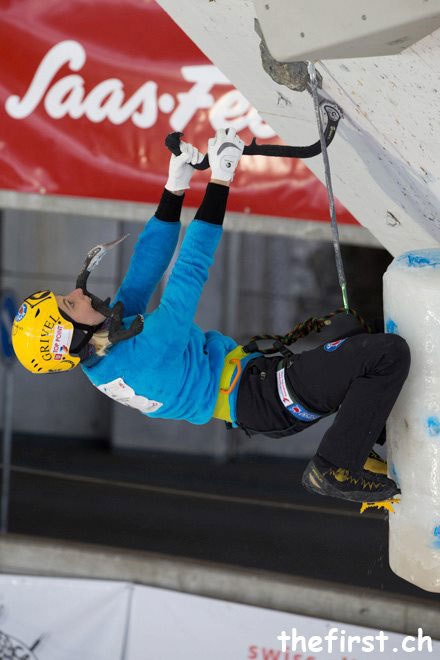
[0,575,437,660]
[126,586,438,660]
[0,576,129,660]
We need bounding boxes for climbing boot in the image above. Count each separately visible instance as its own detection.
[302,455,400,503]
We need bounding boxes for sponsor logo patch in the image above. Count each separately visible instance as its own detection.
[286,401,321,422]
[324,338,347,352]
[97,378,163,414]
[15,303,27,321]
[276,367,322,422]
[50,324,73,359]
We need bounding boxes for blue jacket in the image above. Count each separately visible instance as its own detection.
[82,215,248,424]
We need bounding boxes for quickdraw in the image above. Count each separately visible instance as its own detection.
[308,61,349,312]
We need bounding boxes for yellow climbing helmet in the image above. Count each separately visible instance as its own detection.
[12,291,80,374]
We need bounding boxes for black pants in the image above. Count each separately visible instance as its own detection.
[236,333,411,471]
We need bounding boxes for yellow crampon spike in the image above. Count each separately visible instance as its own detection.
[360,497,400,514]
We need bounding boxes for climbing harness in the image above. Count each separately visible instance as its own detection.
[243,308,371,359]
[211,308,368,424]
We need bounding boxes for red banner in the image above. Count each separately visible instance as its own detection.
[0,0,356,223]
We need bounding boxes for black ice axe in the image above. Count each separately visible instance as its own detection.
[165,102,342,168]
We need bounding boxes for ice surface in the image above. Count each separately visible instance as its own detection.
[384,248,440,592]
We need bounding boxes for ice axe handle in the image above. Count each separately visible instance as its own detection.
[165,105,342,170]
[165,133,278,171]
[165,132,210,170]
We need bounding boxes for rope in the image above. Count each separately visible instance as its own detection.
[308,61,349,312]
[243,66,362,357]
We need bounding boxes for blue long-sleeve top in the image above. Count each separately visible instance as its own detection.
[81,214,248,424]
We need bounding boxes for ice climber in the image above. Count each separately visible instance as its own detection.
[12,128,411,504]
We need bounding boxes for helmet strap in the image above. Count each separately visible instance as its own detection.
[59,309,103,359]
[70,327,96,356]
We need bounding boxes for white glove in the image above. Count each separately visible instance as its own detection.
[208,128,244,182]
[165,141,204,192]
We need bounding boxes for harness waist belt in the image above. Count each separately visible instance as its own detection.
[276,362,324,423]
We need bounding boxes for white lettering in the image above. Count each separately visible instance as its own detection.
[44,74,85,119]
[5,40,273,139]
[361,635,375,652]
[171,65,229,131]
[323,627,338,654]
[276,631,290,653]
[210,89,250,132]
[402,635,416,653]
[247,106,276,139]
[417,628,433,653]
[83,78,125,123]
[375,630,389,653]
[290,628,307,653]
[94,81,158,128]
[6,40,86,119]
[127,82,158,129]
[347,634,362,652]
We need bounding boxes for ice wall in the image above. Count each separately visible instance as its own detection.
[384,250,440,592]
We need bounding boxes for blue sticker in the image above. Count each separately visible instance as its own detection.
[14,303,27,322]
[324,338,347,352]
[389,462,400,487]
[385,319,398,335]
[426,416,440,437]
[286,402,322,422]
[432,526,440,549]
[396,249,440,269]
[406,255,432,267]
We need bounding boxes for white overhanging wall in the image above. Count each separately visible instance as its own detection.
[156,0,440,257]
[155,0,440,592]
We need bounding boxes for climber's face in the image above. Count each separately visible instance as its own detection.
[55,288,106,326]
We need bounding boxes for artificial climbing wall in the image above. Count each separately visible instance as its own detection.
[156,0,440,256]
